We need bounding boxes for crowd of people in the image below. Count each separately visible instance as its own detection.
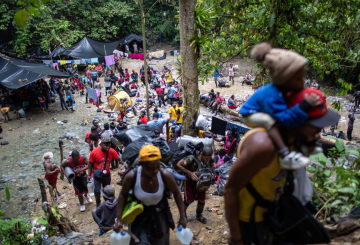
[4,41,358,245]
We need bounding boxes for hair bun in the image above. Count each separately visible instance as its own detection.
[251,42,272,62]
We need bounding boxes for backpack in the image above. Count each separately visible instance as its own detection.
[193,156,212,192]
[216,155,225,167]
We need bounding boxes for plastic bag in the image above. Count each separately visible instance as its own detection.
[216,163,232,196]
[114,124,156,146]
[195,114,207,128]
[122,136,152,162]
[152,138,174,164]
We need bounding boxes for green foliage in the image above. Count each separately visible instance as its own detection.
[310,141,360,219]
[195,0,360,89]
[1,0,179,54]
[0,219,43,245]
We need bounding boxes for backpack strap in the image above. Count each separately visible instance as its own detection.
[130,167,138,191]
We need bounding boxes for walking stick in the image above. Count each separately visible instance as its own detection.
[59,140,65,180]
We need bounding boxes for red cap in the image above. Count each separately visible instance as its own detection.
[287,88,340,128]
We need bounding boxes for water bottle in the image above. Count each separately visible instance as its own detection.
[87,181,94,196]
[110,231,131,245]
[176,226,193,245]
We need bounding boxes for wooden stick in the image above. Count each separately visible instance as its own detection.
[59,140,65,180]
[38,177,48,203]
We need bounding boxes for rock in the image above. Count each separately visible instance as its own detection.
[21,204,27,210]
[32,165,41,169]
[42,231,93,245]
[32,128,40,134]
[0,179,8,183]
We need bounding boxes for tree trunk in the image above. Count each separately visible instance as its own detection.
[199,98,242,120]
[140,0,150,118]
[59,140,64,180]
[38,177,48,203]
[179,0,199,136]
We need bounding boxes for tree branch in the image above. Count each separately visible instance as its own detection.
[145,0,161,16]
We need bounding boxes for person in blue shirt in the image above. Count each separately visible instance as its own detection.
[147,113,170,134]
[154,107,163,119]
[214,70,220,88]
[239,43,321,170]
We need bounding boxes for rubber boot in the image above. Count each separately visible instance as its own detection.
[196,202,207,224]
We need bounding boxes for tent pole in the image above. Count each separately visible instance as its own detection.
[140,0,150,118]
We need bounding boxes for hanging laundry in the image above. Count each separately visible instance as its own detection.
[85,59,90,63]
[42,60,52,66]
[211,116,227,135]
[65,60,71,64]
[60,60,66,65]
[87,87,99,107]
[91,58,99,64]
[74,60,81,65]
[105,55,115,66]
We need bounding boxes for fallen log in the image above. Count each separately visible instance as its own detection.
[200,98,242,119]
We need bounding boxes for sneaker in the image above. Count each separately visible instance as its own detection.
[84,195,93,203]
[80,205,86,212]
[122,199,144,224]
[280,151,310,170]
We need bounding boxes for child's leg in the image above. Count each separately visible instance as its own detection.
[268,124,289,157]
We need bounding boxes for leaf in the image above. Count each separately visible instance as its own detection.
[17,1,26,6]
[330,199,343,207]
[346,149,359,157]
[36,218,48,225]
[269,13,275,26]
[15,9,29,28]
[29,0,41,7]
[5,185,10,201]
[310,153,328,165]
[0,210,5,216]
[338,187,355,194]
[41,0,52,4]
[335,139,344,152]
[27,7,40,17]
[324,169,331,177]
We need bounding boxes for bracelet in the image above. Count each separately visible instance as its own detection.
[228,238,242,244]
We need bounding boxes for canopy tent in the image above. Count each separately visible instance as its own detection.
[0,55,70,89]
[57,37,119,59]
[119,33,148,52]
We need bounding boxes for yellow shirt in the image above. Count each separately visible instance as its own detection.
[89,64,95,70]
[169,107,177,120]
[166,72,172,83]
[1,107,9,114]
[119,103,126,113]
[237,128,286,223]
[176,106,183,124]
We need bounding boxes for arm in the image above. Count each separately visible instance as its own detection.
[114,171,134,232]
[162,170,187,227]
[76,156,89,173]
[45,162,59,176]
[224,132,275,244]
[176,159,198,181]
[87,159,93,182]
[60,159,71,175]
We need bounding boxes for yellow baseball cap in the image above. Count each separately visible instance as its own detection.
[139,145,162,162]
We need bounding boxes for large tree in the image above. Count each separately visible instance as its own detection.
[179,0,198,136]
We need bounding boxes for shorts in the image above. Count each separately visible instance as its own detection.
[228,104,237,109]
[73,176,88,196]
[41,102,46,108]
[243,113,276,131]
[184,180,206,204]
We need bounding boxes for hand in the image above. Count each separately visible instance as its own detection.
[74,169,80,174]
[304,93,321,107]
[118,168,126,176]
[113,219,123,233]
[190,172,198,182]
[87,175,91,182]
[178,215,187,228]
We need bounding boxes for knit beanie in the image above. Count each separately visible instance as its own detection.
[251,43,307,85]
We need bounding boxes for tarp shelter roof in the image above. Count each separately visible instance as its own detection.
[57,37,119,59]
[119,33,148,46]
[0,55,70,89]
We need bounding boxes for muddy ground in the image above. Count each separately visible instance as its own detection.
[1,45,359,244]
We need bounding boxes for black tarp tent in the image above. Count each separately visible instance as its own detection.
[0,55,70,89]
[119,33,148,51]
[57,37,119,59]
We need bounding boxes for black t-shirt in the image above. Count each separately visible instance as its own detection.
[208,92,216,99]
[348,116,355,129]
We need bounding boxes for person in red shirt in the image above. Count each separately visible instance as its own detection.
[86,68,91,80]
[88,137,124,206]
[137,110,148,125]
[125,68,130,82]
[156,86,166,107]
[61,150,92,212]
[85,126,98,152]
[96,65,103,77]
[212,92,225,115]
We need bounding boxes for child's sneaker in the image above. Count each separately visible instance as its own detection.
[84,195,93,203]
[280,151,310,170]
[80,205,86,212]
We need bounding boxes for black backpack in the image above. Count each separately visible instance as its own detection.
[246,171,331,244]
[193,156,212,192]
